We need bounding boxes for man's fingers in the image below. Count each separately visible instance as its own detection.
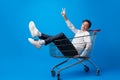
[62,8,66,11]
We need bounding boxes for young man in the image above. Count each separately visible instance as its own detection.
[28,8,92,56]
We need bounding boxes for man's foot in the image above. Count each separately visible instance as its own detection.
[28,38,43,48]
[29,21,41,37]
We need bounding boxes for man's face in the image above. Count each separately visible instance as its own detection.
[81,21,89,31]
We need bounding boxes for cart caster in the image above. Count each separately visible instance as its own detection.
[96,68,100,76]
[57,73,60,80]
[84,65,89,72]
[51,70,56,77]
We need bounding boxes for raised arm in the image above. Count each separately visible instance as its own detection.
[61,8,78,33]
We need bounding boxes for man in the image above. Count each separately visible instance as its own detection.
[28,8,92,56]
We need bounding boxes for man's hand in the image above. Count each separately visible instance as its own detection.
[61,8,68,21]
[61,8,66,16]
[73,55,80,58]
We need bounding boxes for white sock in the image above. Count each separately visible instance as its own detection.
[38,32,42,37]
[41,40,45,44]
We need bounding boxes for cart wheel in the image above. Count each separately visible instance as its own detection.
[57,73,60,80]
[84,65,89,72]
[51,70,56,77]
[96,68,100,76]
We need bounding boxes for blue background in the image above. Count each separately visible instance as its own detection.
[0,0,120,80]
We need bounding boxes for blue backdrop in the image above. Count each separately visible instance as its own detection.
[0,0,120,80]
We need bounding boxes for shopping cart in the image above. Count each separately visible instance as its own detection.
[49,29,101,80]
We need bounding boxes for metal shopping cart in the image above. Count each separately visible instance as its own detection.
[49,29,101,80]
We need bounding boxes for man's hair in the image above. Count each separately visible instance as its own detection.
[82,19,92,28]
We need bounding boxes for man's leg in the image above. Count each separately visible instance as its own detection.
[44,32,66,45]
[38,33,52,40]
[28,21,68,48]
[28,32,66,48]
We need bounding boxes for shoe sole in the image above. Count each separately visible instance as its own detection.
[29,21,38,37]
[28,38,40,48]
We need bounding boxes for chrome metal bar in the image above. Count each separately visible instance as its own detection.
[51,58,73,70]
[57,59,85,74]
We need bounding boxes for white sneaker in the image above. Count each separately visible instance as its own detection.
[28,38,43,48]
[29,21,41,37]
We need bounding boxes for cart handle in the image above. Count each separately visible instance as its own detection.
[89,29,101,32]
